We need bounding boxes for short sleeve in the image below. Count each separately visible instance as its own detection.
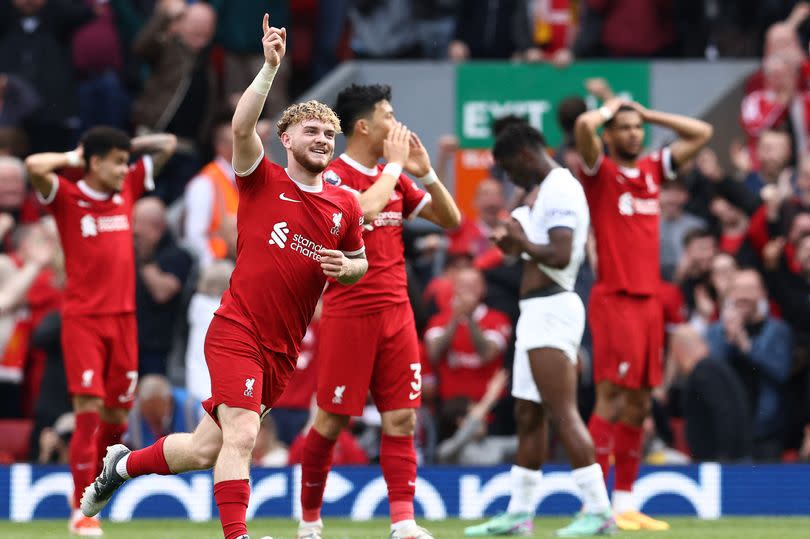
[400,175,431,220]
[234,152,271,194]
[35,175,62,207]
[659,146,677,181]
[532,176,580,237]
[578,153,604,179]
[339,194,365,256]
[124,156,154,201]
[424,313,450,342]
[483,313,512,351]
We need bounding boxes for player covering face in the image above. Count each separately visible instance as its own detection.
[79,14,367,539]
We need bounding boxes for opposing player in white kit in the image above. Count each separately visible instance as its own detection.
[466,123,615,538]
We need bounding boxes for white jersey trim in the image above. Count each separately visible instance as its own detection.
[143,155,155,191]
[342,246,366,257]
[234,150,264,177]
[662,146,677,181]
[35,175,59,205]
[579,153,603,176]
[407,192,432,220]
[285,169,323,193]
[484,329,507,351]
[78,180,111,200]
[339,153,379,176]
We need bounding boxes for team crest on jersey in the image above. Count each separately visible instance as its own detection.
[244,378,255,397]
[324,170,341,186]
[332,385,346,404]
[331,212,342,235]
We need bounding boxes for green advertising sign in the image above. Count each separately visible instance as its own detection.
[455,62,650,149]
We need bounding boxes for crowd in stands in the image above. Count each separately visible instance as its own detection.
[1,0,810,469]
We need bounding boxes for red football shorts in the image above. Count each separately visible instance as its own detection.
[588,286,663,389]
[61,313,139,409]
[317,302,422,416]
[201,315,296,423]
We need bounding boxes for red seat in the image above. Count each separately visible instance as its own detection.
[0,419,34,462]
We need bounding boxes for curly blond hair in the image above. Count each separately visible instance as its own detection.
[276,100,342,138]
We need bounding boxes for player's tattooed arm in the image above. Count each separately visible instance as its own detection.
[318,249,368,285]
[574,97,624,170]
[629,102,714,168]
[232,13,286,175]
[24,147,85,199]
[130,133,178,175]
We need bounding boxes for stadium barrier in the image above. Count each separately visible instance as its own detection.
[2,464,809,521]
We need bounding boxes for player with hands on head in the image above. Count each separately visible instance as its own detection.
[574,95,712,531]
[466,123,614,538]
[296,83,460,539]
[80,14,366,539]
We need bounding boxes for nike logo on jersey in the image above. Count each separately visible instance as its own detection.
[279,192,301,203]
[409,391,421,400]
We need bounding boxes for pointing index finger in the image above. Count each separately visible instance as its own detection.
[262,13,269,35]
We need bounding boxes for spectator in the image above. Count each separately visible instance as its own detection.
[518,0,575,66]
[134,197,193,376]
[425,267,512,401]
[0,156,26,233]
[127,374,196,449]
[210,0,290,117]
[131,0,218,203]
[745,9,810,94]
[272,300,321,446]
[690,253,738,332]
[412,0,459,59]
[185,259,234,404]
[748,163,810,260]
[72,0,129,131]
[448,0,530,61]
[436,369,514,464]
[555,96,588,171]
[0,73,40,128]
[311,0,350,82]
[660,180,706,281]
[584,0,678,57]
[669,325,752,461]
[762,232,810,348]
[252,416,289,467]
[183,118,238,269]
[743,129,793,194]
[0,0,95,151]
[707,269,794,460]
[674,228,717,316]
[710,196,756,264]
[447,178,506,259]
[0,223,56,417]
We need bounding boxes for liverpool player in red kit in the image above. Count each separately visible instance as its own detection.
[79,15,367,539]
[296,85,460,539]
[25,127,176,535]
[574,99,712,531]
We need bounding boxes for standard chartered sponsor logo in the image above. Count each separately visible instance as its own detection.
[268,221,325,262]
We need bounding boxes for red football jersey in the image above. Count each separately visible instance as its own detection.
[38,157,153,316]
[320,154,431,316]
[274,318,319,410]
[579,149,675,296]
[424,305,512,400]
[215,156,365,358]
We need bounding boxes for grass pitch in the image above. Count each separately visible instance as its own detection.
[1,517,809,538]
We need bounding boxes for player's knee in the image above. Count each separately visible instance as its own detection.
[382,408,416,436]
[192,440,221,469]
[221,413,260,455]
[314,409,350,439]
[621,391,651,425]
[100,406,128,424]
[515,400,542,436]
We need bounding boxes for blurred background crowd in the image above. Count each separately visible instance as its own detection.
[2,0,810,470]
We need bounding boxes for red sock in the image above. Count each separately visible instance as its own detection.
[126,436,172,477]
[95,422,127,476]
[214,479,250,539]
[70,411,100,508]
[588,414,613,485]
[380,434,416,524]
[613,422,643,492]
[300,428,337,522]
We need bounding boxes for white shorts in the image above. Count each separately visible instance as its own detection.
[511,292,585,404]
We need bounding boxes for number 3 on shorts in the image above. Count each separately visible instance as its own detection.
[409,363,422,400]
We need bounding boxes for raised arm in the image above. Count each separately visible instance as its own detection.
[357,123,411,222]
[131,133,177,175]
[25,147,84,199]
[574,97,624,169]
[232,13,286,174]
[632,103,713,167]
[403,132,461,229]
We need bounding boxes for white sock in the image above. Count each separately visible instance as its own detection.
[391,519,416,532]
[571,463,610,514]
[612,489,636,513]
[299,518,322,529]
[506,465,543,515]
[115,454,131,479]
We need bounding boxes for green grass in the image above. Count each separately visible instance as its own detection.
[2,517,810,539]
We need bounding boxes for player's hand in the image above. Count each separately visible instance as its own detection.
[261,13,287,68]
[22,237,55,268]
[0,213,15,241]
[383,122,411,167]
[626,100,650,120]
[490,218,526,256]
[318,249,350,279]
[585,77,614,101]
[763,237,786,271]
[403,132,431,177]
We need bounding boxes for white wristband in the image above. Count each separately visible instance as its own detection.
[599,105,613,122]
[382,163,403,179]
[418,168,439,186]
[64,151,81,167]
[249,62,279,96]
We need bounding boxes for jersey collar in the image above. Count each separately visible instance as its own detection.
[339,153,379,176]
[284,169,323,193]
[77,180,112,200]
